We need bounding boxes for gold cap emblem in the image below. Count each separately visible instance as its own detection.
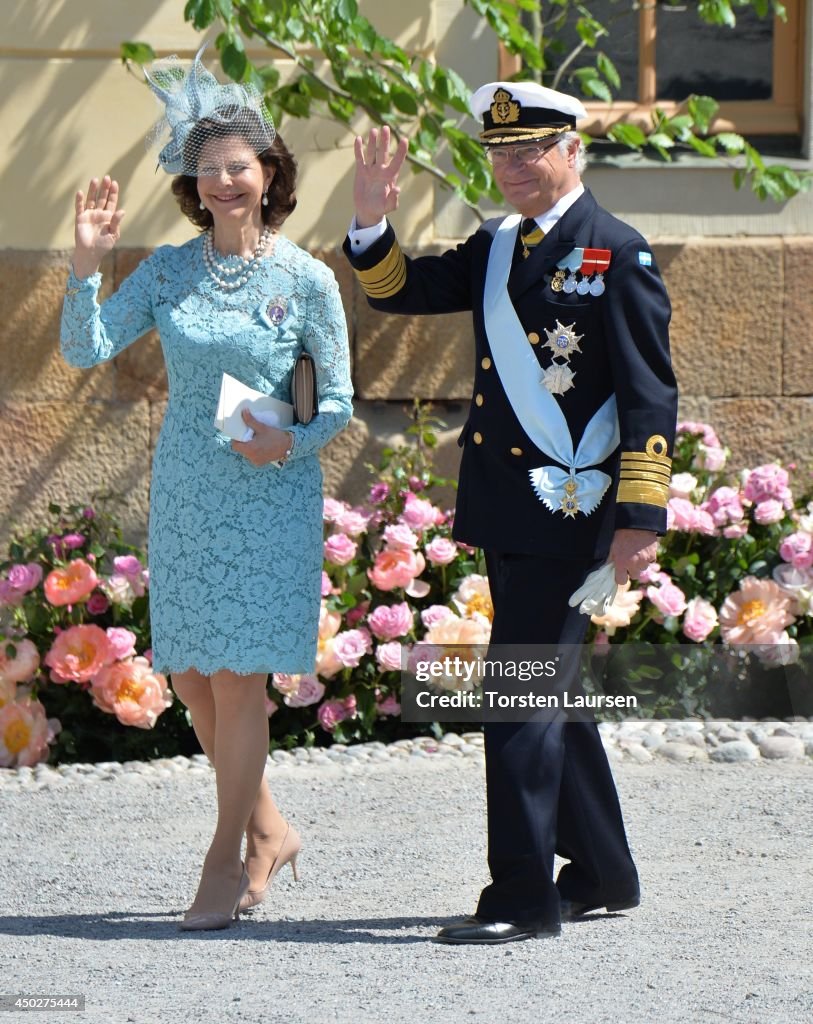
[490,88,520,125]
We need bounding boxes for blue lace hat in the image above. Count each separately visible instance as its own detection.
[144,45,276,175]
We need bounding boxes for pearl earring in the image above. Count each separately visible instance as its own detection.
[262,191,269,207]
[199,200,205,210]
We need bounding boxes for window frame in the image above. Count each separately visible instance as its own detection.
[498,0,805,136]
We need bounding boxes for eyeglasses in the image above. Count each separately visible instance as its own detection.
[486,140,560,167]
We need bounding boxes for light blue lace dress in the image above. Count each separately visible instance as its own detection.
[60,234,353,675]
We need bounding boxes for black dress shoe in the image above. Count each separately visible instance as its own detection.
[559,894,640,922]
[433,915,561,945]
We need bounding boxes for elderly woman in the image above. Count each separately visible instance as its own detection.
[60,50,353,930]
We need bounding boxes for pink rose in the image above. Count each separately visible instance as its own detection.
[637,562,663,585]
[111,556,146,597]
[368,549,425,591]
[332,628,373,668]
[779,531,813,569]
[383,524,418,551]
[400,494,442,531]
[376,692,401,716]
[754,499,785,526]
[666,498,696,532]
[646,579,687,618]
[321,571,332,597]
[43,559,99,607]
[272,672,301,696]
[719,576,795,644]
[705,486,744,526]
[317,696,356,732]
[691,508,716,535]
[345,601,370,627]
[62,533,86,550]
[0,697,57,768]
[0,638,40,685]
[668,473,698,500]
[678,421,721,448]
[336,508,369,537]
[743,464,792,507]
[44,625,113,682]
[421,605,455,629]
[323,498,348,523]
[682,597,718,642]
[694,444,726,472]
[90,657,172,729]
[425,536,458,565]
[0,564,43,606]
[375,642,404,672]
[368,602,413,641]
[105,627,137,660]
[86,592,110,615]
[284,676,325,707]
[324,533,358,566]
[723,522,749,539]
[369,483,390,504]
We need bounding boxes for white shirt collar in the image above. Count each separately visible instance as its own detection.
[528,183,585,235]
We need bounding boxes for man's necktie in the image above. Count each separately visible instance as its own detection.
[520,217,545,259]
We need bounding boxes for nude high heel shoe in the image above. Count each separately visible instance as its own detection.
[239,823,301,912]
[179,864,250,932]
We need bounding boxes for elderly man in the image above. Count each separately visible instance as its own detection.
[344,82,678,944]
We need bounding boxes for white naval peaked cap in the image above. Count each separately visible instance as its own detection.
[471,81,587,145]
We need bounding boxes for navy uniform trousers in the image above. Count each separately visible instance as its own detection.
[475,550,640,926]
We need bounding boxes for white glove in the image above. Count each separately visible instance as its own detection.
[568,562,619,617]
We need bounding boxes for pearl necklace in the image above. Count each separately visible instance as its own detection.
[203,226,274,291]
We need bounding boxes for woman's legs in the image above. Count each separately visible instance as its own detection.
[171,669,289,909]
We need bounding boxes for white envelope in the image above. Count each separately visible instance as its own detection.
[214,372,294,441]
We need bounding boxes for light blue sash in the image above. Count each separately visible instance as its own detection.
[483,215,620,517]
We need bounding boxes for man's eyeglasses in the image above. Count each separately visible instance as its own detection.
[486,140,560,167]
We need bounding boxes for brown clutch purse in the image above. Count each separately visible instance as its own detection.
[292,352,318,425]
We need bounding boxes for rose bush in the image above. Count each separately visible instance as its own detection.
[3,409,812,765]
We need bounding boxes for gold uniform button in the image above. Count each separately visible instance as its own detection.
[528,332,540,345]
[510,447,523,456]
[473,431,483,445]
[481,357,492,369]
[475,393,484,407]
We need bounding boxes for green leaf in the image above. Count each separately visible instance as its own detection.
[184,0,217,31]
[221,40,248,81]
[120,41,156,65]
[687,94,719,134]
[391,85,419,115]
[686,133,718,158]
[607,122,647,149]
[336,0,359,21]
[596,52,620,90]
[715,131,745,154]
[582,78,612,103]
[648,132,675,150]
[286,17,306,40]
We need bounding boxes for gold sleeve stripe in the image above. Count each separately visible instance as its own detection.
[620,465,672,482]
[621,450,672,469]
[353,241,407,298]
[620,457,672,473]
[617,479,670,507]
[622,464,671,479]
[620,470,672,486]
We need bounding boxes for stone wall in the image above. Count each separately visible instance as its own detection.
[2,238,812,548]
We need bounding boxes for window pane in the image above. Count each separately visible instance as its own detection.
[656,2,773,101]
[533,1,639,101]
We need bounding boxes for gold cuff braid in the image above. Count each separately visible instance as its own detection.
[353,240,407,298]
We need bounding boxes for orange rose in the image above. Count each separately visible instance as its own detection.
[43,559,99,606]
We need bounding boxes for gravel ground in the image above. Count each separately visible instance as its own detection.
[2,754,812,1024]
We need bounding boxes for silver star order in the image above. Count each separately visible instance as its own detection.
[542,361,576,395]
[543,320,583,360]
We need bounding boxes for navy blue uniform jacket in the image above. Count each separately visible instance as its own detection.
[343,188,678,560]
